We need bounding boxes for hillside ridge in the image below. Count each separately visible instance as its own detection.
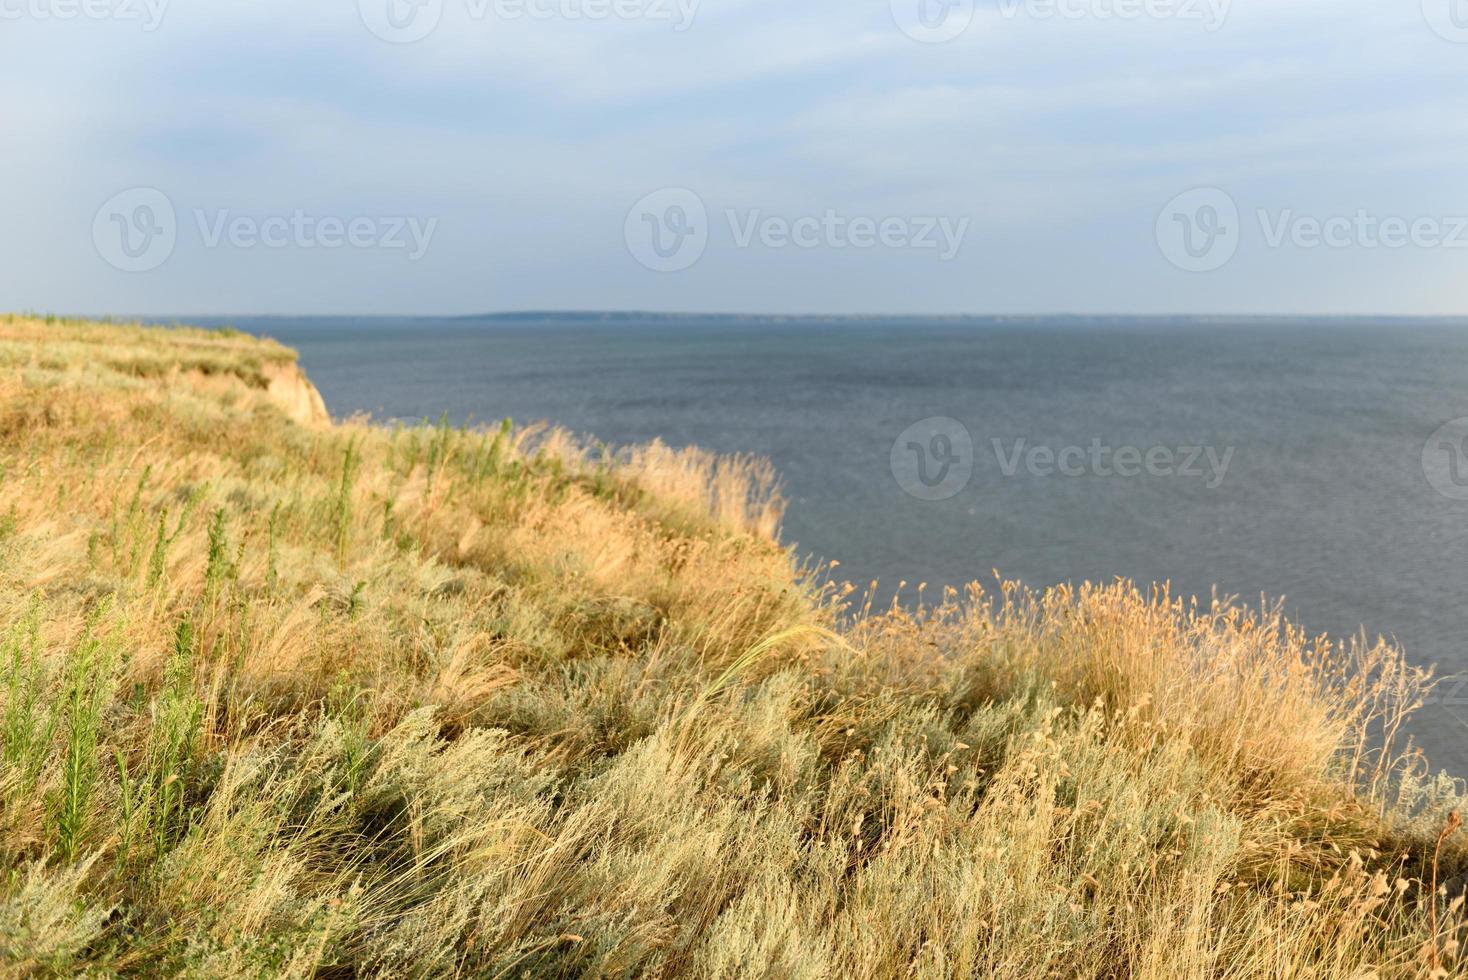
[0,314,1462,978]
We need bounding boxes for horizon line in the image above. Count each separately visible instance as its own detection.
[67,310,1468,323]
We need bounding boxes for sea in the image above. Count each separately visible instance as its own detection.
[162,314,1468,775]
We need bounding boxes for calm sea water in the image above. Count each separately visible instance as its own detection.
[173,315,1468,773]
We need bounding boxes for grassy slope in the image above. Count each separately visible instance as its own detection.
[0,315,1464,978]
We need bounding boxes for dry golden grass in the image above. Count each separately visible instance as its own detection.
[0,314,1462,977]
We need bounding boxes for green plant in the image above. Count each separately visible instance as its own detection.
[53,604,117,862]
[333,438,359,566]
[1,596,54,796]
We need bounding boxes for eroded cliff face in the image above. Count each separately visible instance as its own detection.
[264,360,330,426]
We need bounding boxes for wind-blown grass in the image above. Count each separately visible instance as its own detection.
[0,313,1463,977]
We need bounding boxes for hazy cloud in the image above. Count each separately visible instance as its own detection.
[2,0,1466,315]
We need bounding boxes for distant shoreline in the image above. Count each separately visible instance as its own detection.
[97,311,1468,329]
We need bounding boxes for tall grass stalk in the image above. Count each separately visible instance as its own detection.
[53,606,116,863]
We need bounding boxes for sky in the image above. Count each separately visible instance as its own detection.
[3,0,1468,316]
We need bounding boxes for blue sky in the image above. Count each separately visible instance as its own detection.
[4,0,1468,315]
